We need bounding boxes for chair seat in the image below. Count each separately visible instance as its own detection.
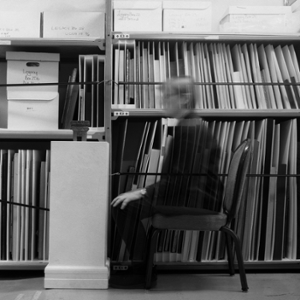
[152,206,227,231]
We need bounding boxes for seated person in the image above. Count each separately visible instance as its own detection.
[110,76,223,289]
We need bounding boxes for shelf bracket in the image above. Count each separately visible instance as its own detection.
[96,39,105,51]
[71,120,90,141]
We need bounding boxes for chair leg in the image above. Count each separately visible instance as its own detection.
[222,227,249,292]
[224,232,235,276]
[145,227,160,289]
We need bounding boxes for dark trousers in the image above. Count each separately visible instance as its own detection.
[111,196,154,262]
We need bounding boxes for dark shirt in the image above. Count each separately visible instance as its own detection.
[146,112,223,211]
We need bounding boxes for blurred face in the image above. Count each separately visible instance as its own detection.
[161,77,195,118]
[162,90,183,118]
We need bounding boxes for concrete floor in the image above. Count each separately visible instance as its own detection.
[0,271,300,300]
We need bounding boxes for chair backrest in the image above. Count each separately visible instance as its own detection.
[223,139,253,224]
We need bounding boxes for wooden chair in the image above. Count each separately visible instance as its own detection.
[145,139,255,291]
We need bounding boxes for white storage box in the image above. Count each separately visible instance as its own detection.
[219,6,292,34]
[113,1,162,32]
[163,1,212,32]
[0,11,40,38]
[0,0,105,12]
[6,52,60,130]
[43,11,105,39]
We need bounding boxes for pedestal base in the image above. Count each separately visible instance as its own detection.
[44,142,110,290]
[44,264,109,289]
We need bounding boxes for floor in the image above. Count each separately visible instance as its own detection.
[1,270,300,300]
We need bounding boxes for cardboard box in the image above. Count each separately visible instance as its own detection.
[43,11,105,39]
[0,11,40,38]
[163,1,212,32]
[219,6,292,33]
[113,1,162,32]
[6,52,60,130]
[0,0,105,12]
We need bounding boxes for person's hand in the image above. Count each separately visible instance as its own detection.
[111,189,143,210]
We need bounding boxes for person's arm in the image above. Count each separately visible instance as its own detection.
[111,121,185,210]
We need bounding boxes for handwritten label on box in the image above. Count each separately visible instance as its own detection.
[22,69,40,84]
[0,27,20,38]
[114,9,162,32]
[115,11,142,22]
[49,26,93,38]
[229,14,285,26]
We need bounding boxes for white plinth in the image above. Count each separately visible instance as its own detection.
[44,141,110,289]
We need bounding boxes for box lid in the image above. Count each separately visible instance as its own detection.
[224,5,292,15]
[6,51,60,62]
[291,0,300,12]
[163,1,211,10]
[113,1,161,9]
[7,90,58,101]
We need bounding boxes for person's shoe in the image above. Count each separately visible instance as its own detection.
[109,267,157,289]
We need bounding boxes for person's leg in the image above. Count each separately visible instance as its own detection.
[110,196,157,288]
[111,196,153,262]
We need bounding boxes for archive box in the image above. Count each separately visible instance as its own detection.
[43,11,105,39]
[219,6,292,33]
[6,51,60,130]
[162,1,212,32]
[0,11,40,38]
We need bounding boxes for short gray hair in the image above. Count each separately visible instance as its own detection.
[162,76,196,108]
